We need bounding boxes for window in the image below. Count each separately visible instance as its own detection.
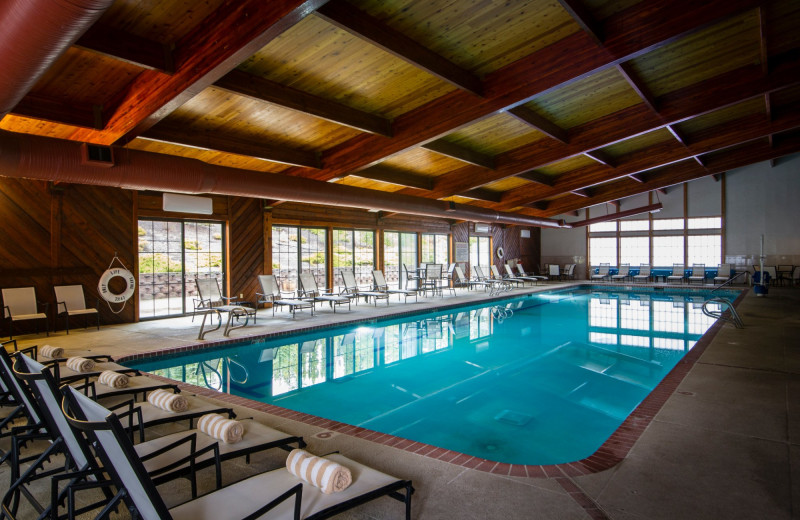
[469,236,491,277]
[620,220,649,231]
[421,233,449,265]
[138,219,225,319]
[332,229,375,291]
[589,221,617,232]
[688,217,722,229]
[652,236,684,266]
[620,236,649,266]
[272,226,327,293]
[384,231,417,288]
[589,237,617,266]
[688,235,721,265]
[652,218,684,230]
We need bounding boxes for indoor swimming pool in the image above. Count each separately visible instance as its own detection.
[126,286,740,465]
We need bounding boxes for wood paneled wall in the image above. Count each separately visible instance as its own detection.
[1,177,541,337]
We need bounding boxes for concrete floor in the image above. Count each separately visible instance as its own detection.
[2,282,798,519]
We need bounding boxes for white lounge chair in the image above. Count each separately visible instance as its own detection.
[667,264,685,283]
[372,270,418,302]
[63,386,414,520]
[257,275,315,318]
[2,287,49,339]
[633,264,651,283]
[298,272,352,313]
[713,264,732,284]
[491,265,525,287]
[515,265,547,282]
[53,284,99,334]
[591,264,610,281]
[341,270,389,305]
[688,264,705,284]
[611,264,630,282]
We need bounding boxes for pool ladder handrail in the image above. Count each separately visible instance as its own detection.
[488,280,512,297]
[702,297,744,328]
[710,271,747,292]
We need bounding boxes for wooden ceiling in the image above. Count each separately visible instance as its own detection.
[2,0,800,221]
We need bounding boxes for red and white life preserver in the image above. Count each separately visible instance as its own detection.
[98,268,136,303]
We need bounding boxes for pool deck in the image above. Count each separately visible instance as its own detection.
[4,281,798,519]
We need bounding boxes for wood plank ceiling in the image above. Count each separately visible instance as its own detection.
[2,0,799,222]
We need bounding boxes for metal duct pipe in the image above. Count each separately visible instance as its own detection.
[0,0,115,119]
[0,131,566,228]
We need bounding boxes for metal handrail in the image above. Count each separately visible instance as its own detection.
[711,271,747,292]
[702,297,744,328]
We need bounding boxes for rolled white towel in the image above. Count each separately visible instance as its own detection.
[66,357,95,373]
[286,449,352,494]
[39,345,64,359]
[197,413,243,444]
[98,370,129,389]
[146,389,188,412]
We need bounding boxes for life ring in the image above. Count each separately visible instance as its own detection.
[496,247,505,259]
[98,268,136,303]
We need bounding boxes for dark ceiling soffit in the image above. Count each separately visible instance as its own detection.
[0,130,565,229]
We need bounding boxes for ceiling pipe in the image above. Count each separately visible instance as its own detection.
[569,203,663,228]
[0,0,115,120]
[0,131,567,228]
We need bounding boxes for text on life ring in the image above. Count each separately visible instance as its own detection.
[98,268,136,303]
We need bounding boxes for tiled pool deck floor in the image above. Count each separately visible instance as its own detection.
[4,282,799,519]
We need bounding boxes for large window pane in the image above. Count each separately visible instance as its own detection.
[589,237,617,266]
[300,228,327,288]
[688,217,721,229]
[620,236,649,266]
[652,236,684,267]
[384,231,417,288]
[272,225,299,292]
[589,222,616,232]
[469,236,490,277]
[688,235,721,265]
[421,233,449,265]
[333,229,376,290]
[652,218,684,230]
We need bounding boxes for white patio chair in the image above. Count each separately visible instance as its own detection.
[2,287,49,339]
[54,284,99,334]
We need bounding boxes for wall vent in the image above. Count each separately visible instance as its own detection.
[80,143,114,167]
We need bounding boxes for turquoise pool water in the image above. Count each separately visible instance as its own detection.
[127,287,738,465]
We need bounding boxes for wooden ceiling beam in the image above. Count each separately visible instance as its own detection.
[571,188,592,198]
[315,0,482,96]
[214,69,392,137]
[299,0,762,182]
[607,200,620,209]
[457,188,503,203]
[67,0,322,146]
[516,170,557,186]
[543,136,800,216]
[11,94,102,129]
[666,124,689,146]
[524,201,550,211]
[429,57,800,196]
[507,106,569,144]
[142,123,321,168]
[75,23,175,73]
[628,173,647,183]
[758,5,769,75]
[557,0,603,45]
[422,140,495,169]
[497,108,800,208]
[351,166,434,191]
[616,62,658,113]
[585,149,615,167]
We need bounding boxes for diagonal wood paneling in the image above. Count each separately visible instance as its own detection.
[229,197,264,303]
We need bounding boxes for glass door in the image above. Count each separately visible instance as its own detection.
[138,219,225,319]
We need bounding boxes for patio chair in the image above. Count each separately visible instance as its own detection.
[372,270,418,302]
[6,353,307,517]
[713,264,732,284]
[452,265,487,291]
[2,286,49,339]
[504,264,537,285]
[257,275,315,318]
[591,263,610,281]
[515,265,547,282]
[341,270,389,306]
[421,264,443,297]
[193,277,238,322]
[688,264,706,284]
[62,385,414,520]
[53,284,100,334]
[298,272,352,313]
[491,265,524,287]
[402,263,422,290]
[548,264,561,280]
[562,264,576,280]
[633,264,651,283]
[667,264,685,283]
[611,264,630,282]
